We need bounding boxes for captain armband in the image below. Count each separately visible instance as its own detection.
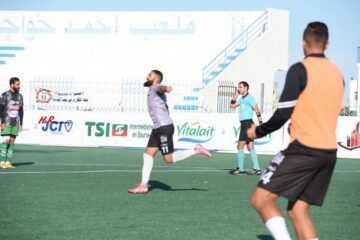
[256,112,263,124]
[230,100,236,104]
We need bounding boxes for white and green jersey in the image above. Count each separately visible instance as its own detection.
[0,90,24,126]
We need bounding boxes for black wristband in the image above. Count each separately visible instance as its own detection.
[230,100,236,104]
[256,112,262,124]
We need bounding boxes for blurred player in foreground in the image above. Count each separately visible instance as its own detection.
[247,22,344,240]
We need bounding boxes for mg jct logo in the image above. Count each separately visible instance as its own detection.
[37,115,73,133]
[86,122,128,137]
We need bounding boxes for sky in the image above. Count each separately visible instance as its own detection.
[1,0,359,103]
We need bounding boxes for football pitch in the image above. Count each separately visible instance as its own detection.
[0,145,359,240]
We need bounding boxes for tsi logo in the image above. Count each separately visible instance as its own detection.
[86,122,128,137]
[37,116,73,134]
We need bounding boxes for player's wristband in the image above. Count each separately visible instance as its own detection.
[256,112,262,124]
[230,100,236,104]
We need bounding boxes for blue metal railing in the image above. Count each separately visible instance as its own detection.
[202,11,269,87]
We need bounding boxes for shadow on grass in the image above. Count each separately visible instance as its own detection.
[223,168,251,175]
[257,234,274,240]
[13,162,34,167]
[148,180,207,192]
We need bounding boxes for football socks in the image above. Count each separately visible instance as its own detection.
[172,149,196,163]
[6,143,14,162]
[265,216,291,240]
[0,142,8,162]
[141,153,154,185]
[250,149,260,170]
[237,150,245,171]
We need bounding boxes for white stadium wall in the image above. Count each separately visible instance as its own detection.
[11,110,360,159]
[0,10,264,111]
[14,111,286,152]
[351,60,360,114]
[349,78,359,114]
[202,8,289,113]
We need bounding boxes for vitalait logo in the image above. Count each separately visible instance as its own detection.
[254,134,272,145]
[176,121,215,143]
[338,122,360,151]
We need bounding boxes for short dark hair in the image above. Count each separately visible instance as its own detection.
[239,81,249,90]
[151,70,163,82]
[303,22,328,48]
[9,77,20,86]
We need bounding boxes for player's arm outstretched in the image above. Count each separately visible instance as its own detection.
[247,63,307,139]
[157,85,173,94]
[230,92,240,108]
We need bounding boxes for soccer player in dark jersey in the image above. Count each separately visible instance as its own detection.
[0,77,24,169]
[247,22,344,240]
[229,81,262,176]
[128,70,212,194]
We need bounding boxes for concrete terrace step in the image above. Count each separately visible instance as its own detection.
[226,55,237,61]
[203,79,211,85]
[219,63,229,68]
[234,48,245,53]
[174,105,199,111]
[183,96,199,101]
[210,71,220,76]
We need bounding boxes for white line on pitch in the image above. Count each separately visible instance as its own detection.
[0,169,226,175]
[0,169,359,175]
[35,163,217,170]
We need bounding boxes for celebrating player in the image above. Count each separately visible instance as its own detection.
[247,22,344,240]
[229,81,262,175]
[128,70,212,194]
[0,77,24,169]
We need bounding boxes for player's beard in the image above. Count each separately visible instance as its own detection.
[11,87,20,93]
[143,80,153,87]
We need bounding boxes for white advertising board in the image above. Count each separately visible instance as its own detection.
[15,111,359,159]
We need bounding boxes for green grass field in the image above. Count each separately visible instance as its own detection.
[0,145,359,240]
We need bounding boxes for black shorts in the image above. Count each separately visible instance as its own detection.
[239,119,254,143]
[258,140,337,206]
[147,124,175,155]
